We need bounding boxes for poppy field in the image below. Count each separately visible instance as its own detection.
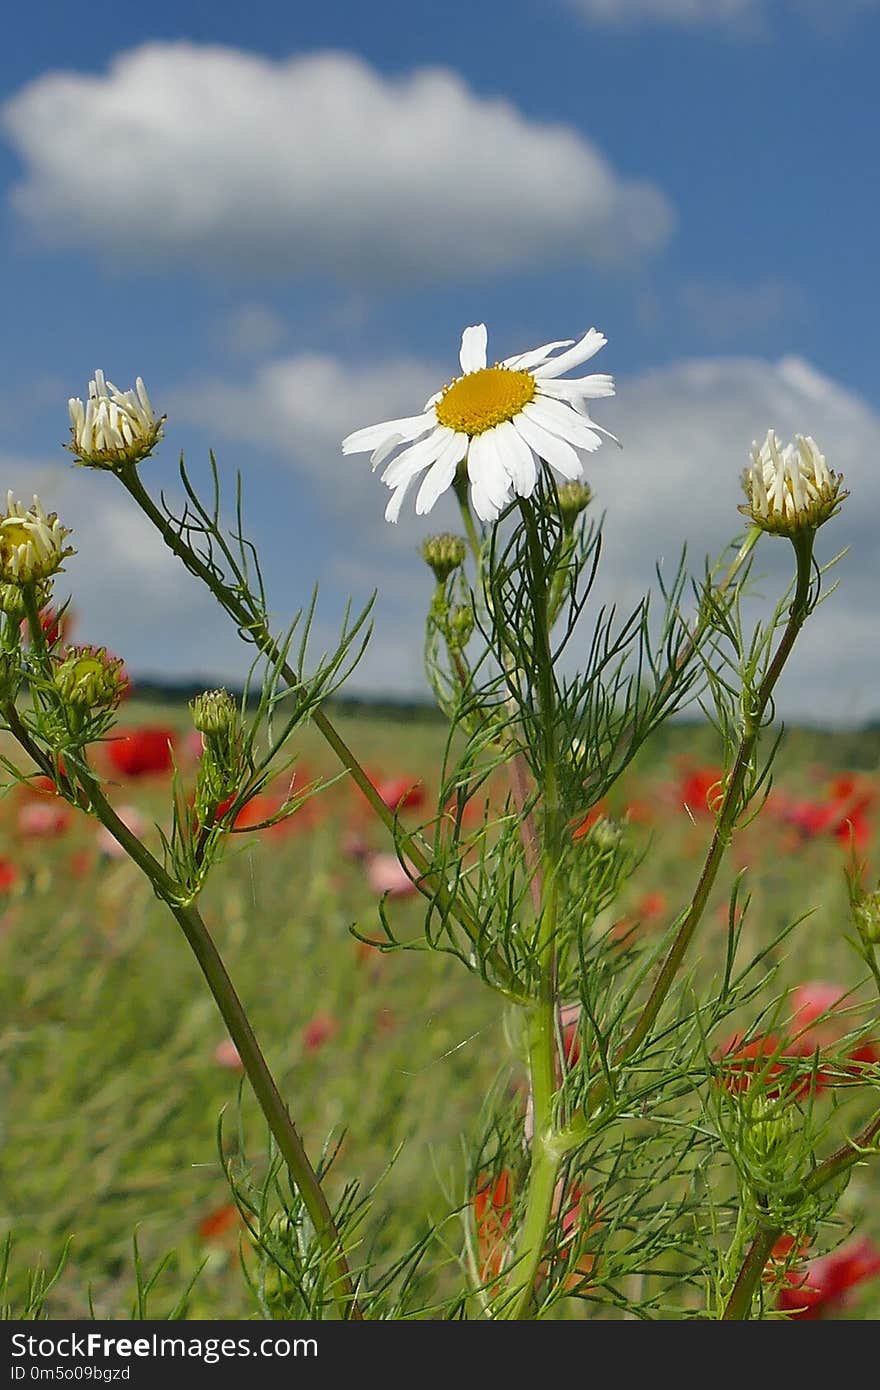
[3,699,880,1321]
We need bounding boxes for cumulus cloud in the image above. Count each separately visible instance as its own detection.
[174,346,880,721]
[2,43,673,285]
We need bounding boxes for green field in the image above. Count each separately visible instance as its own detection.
[2,702,879,1319]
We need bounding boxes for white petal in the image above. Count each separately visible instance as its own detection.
[370,433,404,470]
[523,397,602,453]
[502,339,574,372]
[538,373,615,401]
[380,426,453,488]
[513,414,583,481]
[468,431,511,511]
[459,324,488,375]
[532,329,607,380]
[385,478,414,524]
[415,433,467,515]
[342,411,435,456]
[493,420,537,498]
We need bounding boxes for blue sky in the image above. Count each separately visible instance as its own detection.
[2,0,879,720]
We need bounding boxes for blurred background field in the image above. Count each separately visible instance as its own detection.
[2,698,880,1319]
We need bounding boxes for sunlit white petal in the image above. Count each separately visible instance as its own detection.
[532,329,607,380]
[459,324,488,375]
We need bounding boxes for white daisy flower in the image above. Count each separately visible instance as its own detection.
[67,370,164,470]
[341,323,616,523]
[740,430,847,536]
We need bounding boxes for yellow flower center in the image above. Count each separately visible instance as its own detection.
[435,366,536,436]
[0,521,32,553]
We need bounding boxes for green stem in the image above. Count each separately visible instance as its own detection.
[453,471,482,568]
[116,467,521,997]
[503,500,565,1320]
[617,531,814,1066]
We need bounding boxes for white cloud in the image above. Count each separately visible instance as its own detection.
[567,0,877,29]
[174,346,880,721]
[570,0,756,26]
[2,43,674,285]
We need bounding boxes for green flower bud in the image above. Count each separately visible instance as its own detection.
[741,1095,796,1176]
[556,481,593,529]
[0,579,52,621]
[421,533,466,583]
[190,687,239,738]
[587,816,624,852]
[446,603,474,650]
[53,645,128,710]
[853,889,880,945]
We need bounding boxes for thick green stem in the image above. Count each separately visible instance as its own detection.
[502,500,566,1319]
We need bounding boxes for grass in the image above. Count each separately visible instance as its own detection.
[1,701,879,1318]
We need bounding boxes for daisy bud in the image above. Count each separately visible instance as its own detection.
[421,534,466,583]
[53,645,128,710]
[0,579,51,621]
[191,688,239,740]
[556,480,593,529]
[0,650,19,703]
[853,889,880,946]
[446,604,474,651]
[0,494,74,585]
[588,816,624,853]
[740,431,847,537]
[740,1095,796,1177]
[67,370,164,470]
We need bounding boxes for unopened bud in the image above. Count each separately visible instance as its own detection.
[446,604,474,650]
[853,889,880,945]
[191,688,239,738]
[421,534,466,583]
[53,645,128,710]
[556,481,592,529]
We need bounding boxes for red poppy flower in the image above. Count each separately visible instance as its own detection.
[777,1238,880,1319]
[473,1170,514,1282]
[678,764,725,818]
[198,1204,241,1244]
[571,803,608,841]
[302,1012,338,1054]
[0,859,18,893]
[372,775,425,812]
[106,727,175,777]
